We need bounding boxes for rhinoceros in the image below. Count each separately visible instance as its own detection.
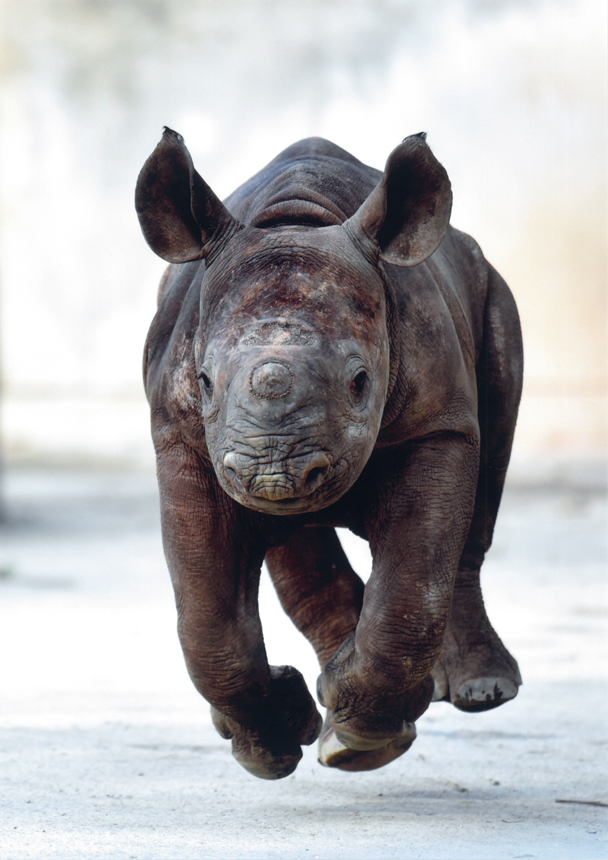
[135,128,523,779]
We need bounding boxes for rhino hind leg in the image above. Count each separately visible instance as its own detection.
[433,263,523,713]
[431,566,521,712]
[265,526,364,670]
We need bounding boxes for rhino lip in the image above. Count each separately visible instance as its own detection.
[222,451,331,501]
[220,455,349,514]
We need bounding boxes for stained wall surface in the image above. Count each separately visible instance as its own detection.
[0,0,605,465]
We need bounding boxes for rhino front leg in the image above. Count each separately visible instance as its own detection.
[266,528,416,771]
[157,444,321,779]
[318,435,479,753]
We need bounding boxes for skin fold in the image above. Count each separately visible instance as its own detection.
[136,129,523,779]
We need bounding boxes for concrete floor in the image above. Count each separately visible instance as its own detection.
[0,465,606,859]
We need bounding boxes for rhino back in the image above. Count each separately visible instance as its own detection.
[224,137,381,227]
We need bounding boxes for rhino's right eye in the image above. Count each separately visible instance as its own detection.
[199,371,213,392]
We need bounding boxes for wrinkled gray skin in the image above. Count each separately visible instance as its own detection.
[136,129,523,779]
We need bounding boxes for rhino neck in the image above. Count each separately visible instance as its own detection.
[225,150,381,229]
[246,162,357,228]
[250,193,346,228]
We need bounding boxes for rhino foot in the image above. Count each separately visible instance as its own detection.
[431,619,522,712]
[318,712,416,772]
[451,676,519,712]
[211,665,322,779]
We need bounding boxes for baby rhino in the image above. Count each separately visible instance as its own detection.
[136,128,523,779]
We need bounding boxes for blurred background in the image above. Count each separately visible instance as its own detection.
[0,0,605,469]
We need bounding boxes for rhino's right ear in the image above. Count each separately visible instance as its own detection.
[135,128,241,263]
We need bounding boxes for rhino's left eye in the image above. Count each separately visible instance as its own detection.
[350,370,368,398]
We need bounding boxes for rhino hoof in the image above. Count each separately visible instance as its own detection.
[452,677,519,712]
[318,720,416,772]
[232,746,302,780]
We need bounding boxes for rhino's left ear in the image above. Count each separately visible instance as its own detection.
[346,133,452,267]
[135,127,241,263]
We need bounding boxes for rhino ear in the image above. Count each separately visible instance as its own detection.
[135,127,240,263]
[347,133,452,267]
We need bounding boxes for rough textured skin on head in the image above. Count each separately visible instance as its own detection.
[137,131,523,779]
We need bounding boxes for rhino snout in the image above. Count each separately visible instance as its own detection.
[222,450,331,501]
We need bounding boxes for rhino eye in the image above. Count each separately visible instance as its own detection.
[351,370,368,397]
[199,371,213,392]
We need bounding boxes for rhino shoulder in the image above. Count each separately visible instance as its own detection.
[144,262,206,450]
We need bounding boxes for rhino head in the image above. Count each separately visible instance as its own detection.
[136,129,451,515]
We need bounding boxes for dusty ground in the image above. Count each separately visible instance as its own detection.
[0,463,606,859]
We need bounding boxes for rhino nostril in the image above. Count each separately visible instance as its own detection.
[302,454,331,491]
[223,452,245,487]
[223,451,238,470]
[305,465,328,486]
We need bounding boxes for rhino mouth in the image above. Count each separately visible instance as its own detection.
[219,451,348,514]
[246,463,330,501]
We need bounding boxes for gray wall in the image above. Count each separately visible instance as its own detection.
[0,0,605,465]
